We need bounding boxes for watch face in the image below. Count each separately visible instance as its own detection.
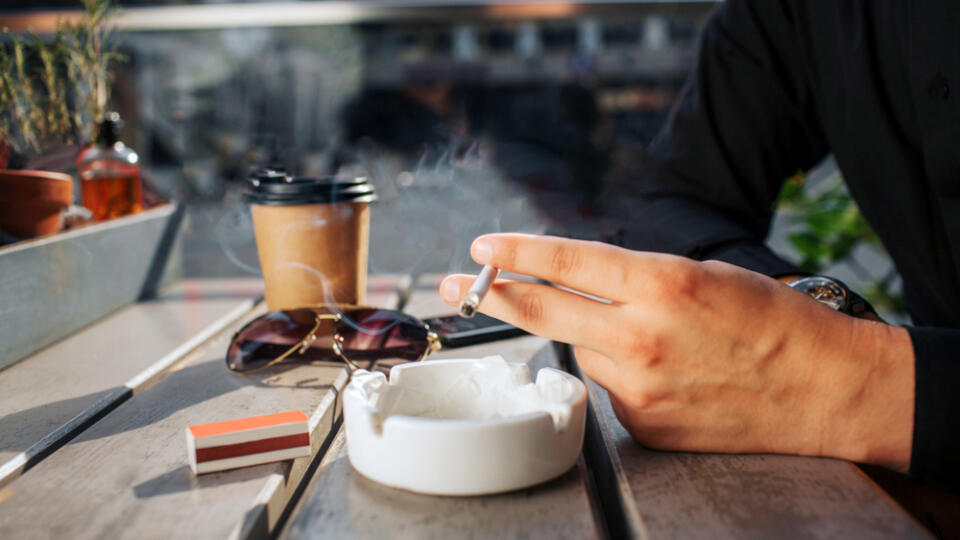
[790,276,847,311]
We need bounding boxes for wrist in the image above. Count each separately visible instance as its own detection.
[776,274,807,285]
[823,319,914,471]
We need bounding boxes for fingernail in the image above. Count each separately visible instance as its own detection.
[441,279,459,303]
[472,239,493,264]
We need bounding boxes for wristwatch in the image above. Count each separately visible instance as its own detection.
[786,276,878,318]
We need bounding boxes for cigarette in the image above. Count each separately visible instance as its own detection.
[459,265,499,318]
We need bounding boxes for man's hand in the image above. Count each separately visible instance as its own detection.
[440,234,915,471]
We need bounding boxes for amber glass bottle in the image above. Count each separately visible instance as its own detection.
[77,112,142,221]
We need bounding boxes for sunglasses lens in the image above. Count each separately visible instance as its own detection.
[336,309,430,367]
[226,309,334,371]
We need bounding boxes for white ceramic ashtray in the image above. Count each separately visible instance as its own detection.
[343,355,587,496]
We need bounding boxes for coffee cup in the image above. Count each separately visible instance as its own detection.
[246,171,376,311]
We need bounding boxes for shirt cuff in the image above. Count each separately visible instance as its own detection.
[906,326,960,491]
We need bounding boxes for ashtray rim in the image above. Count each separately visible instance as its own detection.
[344,357,586,428]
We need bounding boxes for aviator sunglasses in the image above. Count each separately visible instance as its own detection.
[226,306,442,373]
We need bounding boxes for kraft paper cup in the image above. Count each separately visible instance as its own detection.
[246,171,376,311]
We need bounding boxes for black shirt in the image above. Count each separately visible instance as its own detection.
[610,0,960,491]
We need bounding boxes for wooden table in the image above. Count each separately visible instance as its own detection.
[0,275,930,539]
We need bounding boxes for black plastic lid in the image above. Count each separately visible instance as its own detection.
[244,171,376,206]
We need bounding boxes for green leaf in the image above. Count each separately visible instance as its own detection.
[788,232,830,264]
[805,208,849,235]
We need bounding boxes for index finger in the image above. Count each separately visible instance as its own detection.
[471,233,670,303]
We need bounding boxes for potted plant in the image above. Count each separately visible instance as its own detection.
[0,0,122,239]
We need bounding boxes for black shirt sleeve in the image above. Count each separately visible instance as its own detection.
[604,0,828,276]
[906,327,960,491]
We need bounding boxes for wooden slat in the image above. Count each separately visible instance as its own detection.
[0,278,263,487]
[576,369,931,539]
[0,275,410,540]
[575,363,649,540]
[280,274,601,540]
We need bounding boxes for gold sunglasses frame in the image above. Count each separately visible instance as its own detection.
[229,307,442,373]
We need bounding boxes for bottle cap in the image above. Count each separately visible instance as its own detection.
[96,112,123,146]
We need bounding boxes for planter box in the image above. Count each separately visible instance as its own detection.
[0,204,184,370]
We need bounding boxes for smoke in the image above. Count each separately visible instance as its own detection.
[274,261,343,309]
[340,139,547,279]
[214,205,261,275]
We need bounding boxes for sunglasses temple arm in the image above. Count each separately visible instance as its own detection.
[240,317,326,373]
[332,340,362,372]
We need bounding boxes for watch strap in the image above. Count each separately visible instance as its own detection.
[844,288,878,318]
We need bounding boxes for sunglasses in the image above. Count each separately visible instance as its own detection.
[226,306,442,373]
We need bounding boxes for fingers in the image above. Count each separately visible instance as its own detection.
[570,346,621,393]
[469,233,676,303]
[440,274,618,351]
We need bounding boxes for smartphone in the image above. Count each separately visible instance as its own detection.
[423,313,528,348]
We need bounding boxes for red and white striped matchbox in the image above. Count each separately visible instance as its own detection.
[186,410,311,474]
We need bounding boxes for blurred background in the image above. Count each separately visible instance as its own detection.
[0,0,906,320]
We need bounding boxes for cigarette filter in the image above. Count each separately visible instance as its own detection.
[186,410,311,474]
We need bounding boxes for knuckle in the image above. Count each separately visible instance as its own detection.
[550,244,583,278]
[619,332,664,369]
[517,291,544,327]
[610,395,680,448]
[700,259,728,274]
[621,382,656,411]
[662,263,703,302]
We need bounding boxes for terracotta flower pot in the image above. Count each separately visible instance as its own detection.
[0,170,74,238]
